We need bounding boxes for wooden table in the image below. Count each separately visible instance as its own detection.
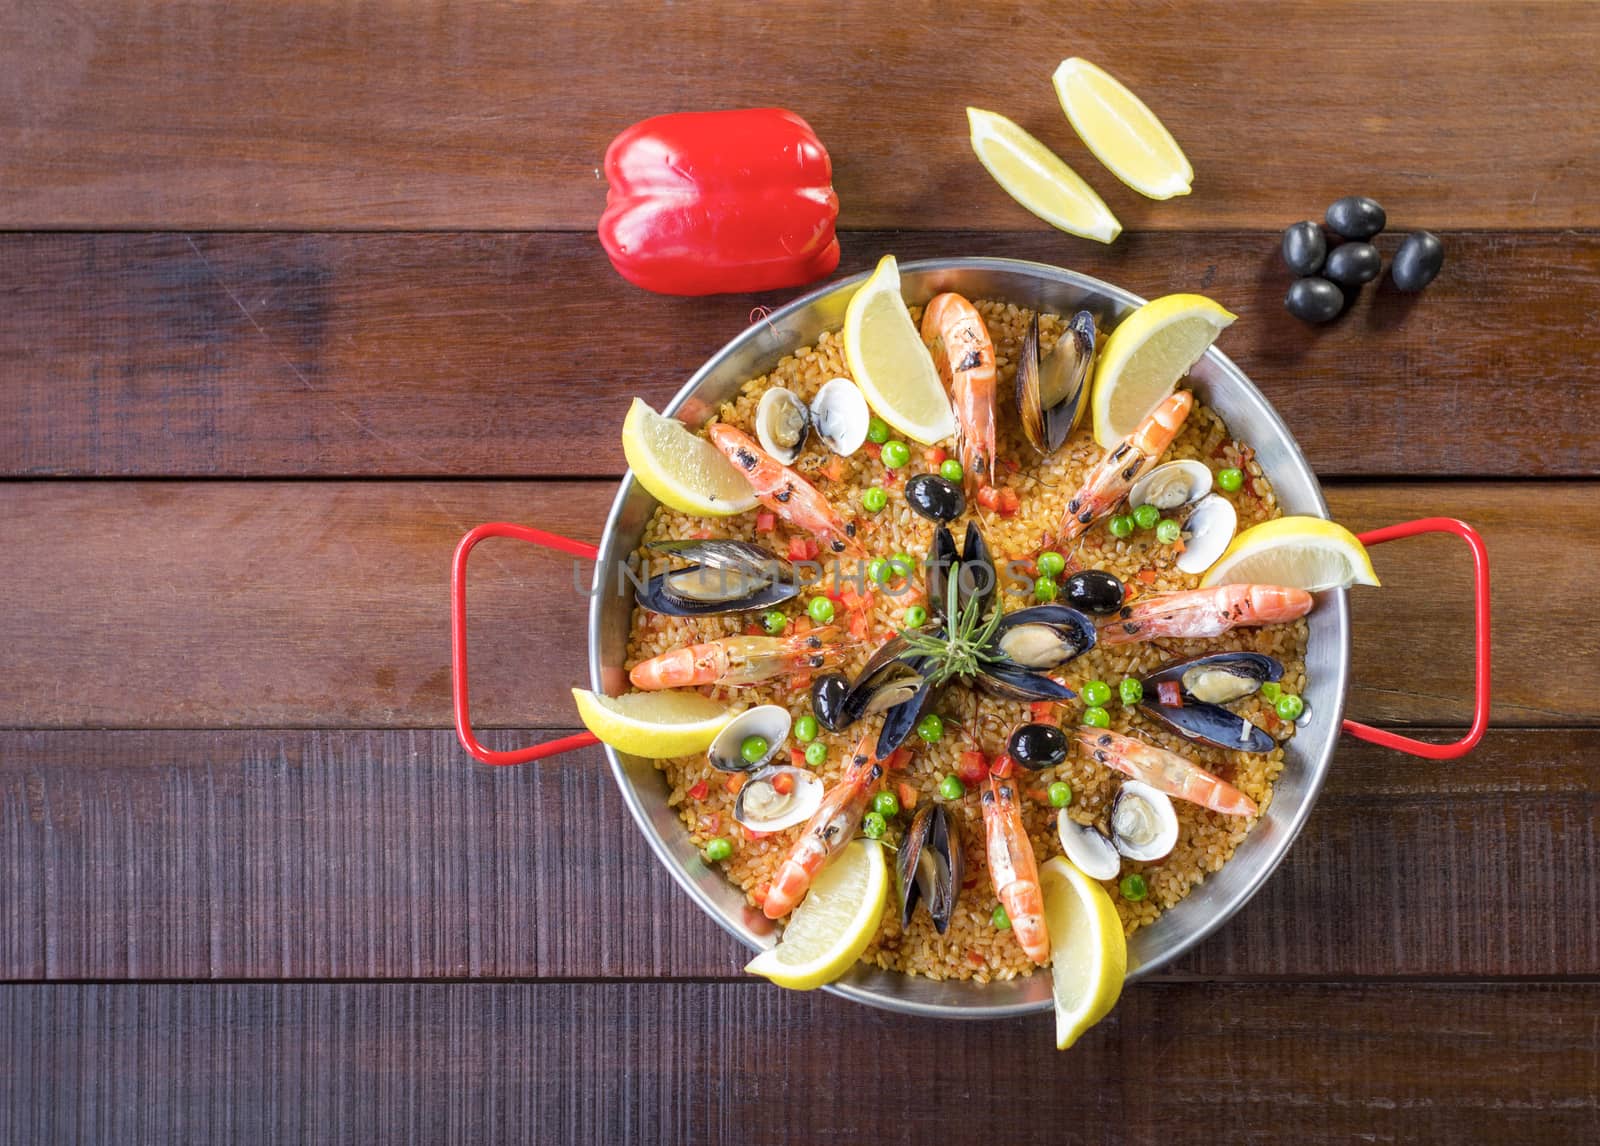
[3,3,1596,1141]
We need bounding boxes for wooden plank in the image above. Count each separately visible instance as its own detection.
[0,481,1584,729]
[2,981,1595,1144]
[2,729,1593,982]
[4,231,1598,479]
[3,3,1596,230]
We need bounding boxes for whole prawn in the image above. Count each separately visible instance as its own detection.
[1097,583,1313,647]
[707,424,862,556]
[629,630,840,690]
[763,729,881,919]
[921,292,997,493]
[1075,728,1258,817]
[1058,391,1193,542]
[982,775,1050,964]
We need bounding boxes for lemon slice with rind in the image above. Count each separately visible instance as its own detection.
[842,255,955,445]
[1091,293,1236,447]
[571,688,732,758]
[744,838,888,990]
[967,108,1122,244]
[621,398,757,516]
[1200,516,1381,591]
[1040,856,1127,1050]
[1053,58,1193,200]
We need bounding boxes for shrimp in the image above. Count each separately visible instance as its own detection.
[763,729,881,918]
[1097,583,1313,647]
[1075,728,1258,817]
[628,631,840,690]
[981,775,1050,964]
[1057,391,1193,542]
[706,424,862,555]
[921,292,997,493]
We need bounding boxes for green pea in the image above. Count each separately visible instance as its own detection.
[1036,551,1066,579]
[939,458,964,483]
[1132,503,1161,530]
[1258,682,1283,703]
[992,904,1011,930]
[916,713,944,743]
[1120,873,1148,901]
[867,417,890,445]
[938,774,965,800]
[794,715,819,743]
[1082,706,1111,729]
[1108,514,1135,539]
[1156,518,1182,544]
[760,610,787,635]
[804,741,828,767]
[807,596,835,625]
[703,837,733,862]
[903,605,928,628]
[1081,680,1112,707]
[868,557,892,583]
[892,552,915,576]
[862,812,887,840]
[881,441,911,469]
[1276,694,1305,721]
[1218,467,1244,492]
[1048,781,1073,808]
[861,487,888,514]
[1033,575,1058,603]
[872,790,900,818]
[740,735,769,764]
[1119,678,1144,705]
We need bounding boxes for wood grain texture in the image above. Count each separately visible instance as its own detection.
[0,480,1586,729]
[3,981,1596,1145]
[3,2,1597,230]
[3,728,1594,982]
[4,231,1598,478]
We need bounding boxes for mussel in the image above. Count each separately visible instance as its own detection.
[636,539,797,617]
[1062,570,1125,615]
[1008,722,1069,770]
[956,521,998,619]
[1057,812,1121,881]
[810,671,854,733]
[905,473,965,523]
[1139,651,1284,754]
[923,525,960,622]
[1109,781,1178,862]
[896,803,965,933]
[975,661,1076,704]
[810,377,870,456]
[755,386,810,464]
[734,765,824,832]
[706,704,791,773]
[992,605,1096,670]
[1016,310,1096,455]
[874,661,940,759]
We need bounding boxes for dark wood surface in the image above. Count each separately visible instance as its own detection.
[3,2,1597,1142]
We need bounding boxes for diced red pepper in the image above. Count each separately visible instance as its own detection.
[968,950,986,966]
[755,512,777,532]
[975,486,1001,512]
[725,773,746,795]
[744,623,762,636]
[771,771,795,796]
[996,488,1020,517]
[886,746,914,772]
[787,536,820,562]
[744,827,772,842]
[897,781,919,810]
[822,456,847,483]
[687,779,709,801]
[958,750,988,785]
[925,446,947,467]
[990,753,1015,779]
[1030,701,1057,724]
[1137,569,1159,585]
[790,748,807,767]
[862,442,881,461]
[1158,681,1183,707]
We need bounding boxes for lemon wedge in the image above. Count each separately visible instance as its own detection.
[621,398,757,516]
[1052,58,1193,200]
[966,107,1122,244]
[744,838,888,990]
[1040,856,1127,1050]
[571,688,732,758]
[1092,293,1236,447]
[1200,515,1380,591]
[842,255,955,445]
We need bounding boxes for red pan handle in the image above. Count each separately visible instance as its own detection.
[451,523,602,766]
[1341,517,1490,760]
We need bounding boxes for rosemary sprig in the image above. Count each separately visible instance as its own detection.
[899,561,1005,688]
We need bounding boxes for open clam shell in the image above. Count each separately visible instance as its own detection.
[733,765,824,833]
[1057,811,1121,881]
[1174,494,1237,576]
[755,386,811,464]
[1128,459,1212,512]
[706,704,792,773]
[810,377,869,456]
[1110,780,1179,862]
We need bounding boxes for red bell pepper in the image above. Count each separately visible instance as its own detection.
[599,108,841,296]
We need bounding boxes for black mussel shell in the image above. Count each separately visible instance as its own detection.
[990,605,1096,669]
[924,525,959,622]
[957,521,998,618]
[896,803,964,934]
[1141,651,1283,705]
[1008,723,1069,770]
[646,538,785,575]
[905,473,965,523]
[636,539,798,617]
[976,662,1076,703]
[875,666,939,758]
[1062,570,1125,614]
[842,634,917,720]
[810,672,854,733]
[1139,698,1276,754]
[1138,652,1283,754]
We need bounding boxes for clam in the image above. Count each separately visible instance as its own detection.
[1016,310,1096,455]
[706,704,792,773]
[992,604,1096,670]
[897,804,965,933]
[1139,651,1283,754]
[1110,781,1179,862]
[755,386,811,464]
[1173,494,1237,576]
[810,377,869,456]
[1057,811,1121,881]
[734,766,824,833]
[636,539,798,616]
[1128,459,1212,512]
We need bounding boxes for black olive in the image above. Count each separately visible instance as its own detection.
[1008,723,1069,770]
[1062,570,1124,614]
[1324,195,1386,240]
[1280,221,1326,276]
[1323,242,1381,287]
[904,474,965,523]
[810,672,854,733]
[1284,277,1345,324]
[1390,230,1444,291]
